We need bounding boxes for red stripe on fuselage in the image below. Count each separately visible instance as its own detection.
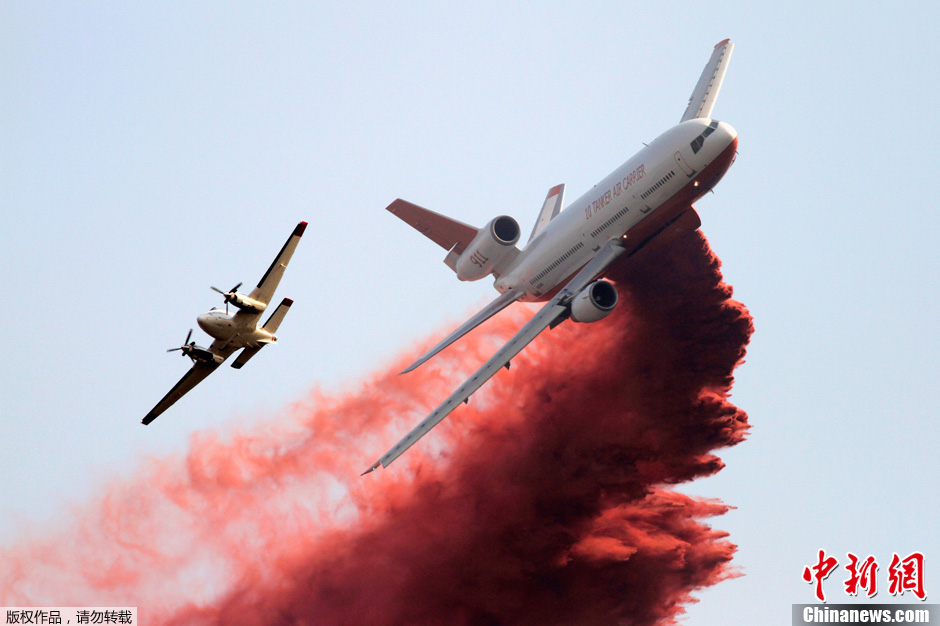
[528,136,738,302]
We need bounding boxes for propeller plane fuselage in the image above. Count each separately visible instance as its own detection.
[196,307,278,347]
[142,221,306,425]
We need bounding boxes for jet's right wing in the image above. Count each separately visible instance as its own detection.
[680,39,734,123]
[363,238,627,474]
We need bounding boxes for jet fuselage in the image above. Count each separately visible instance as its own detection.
[495,118,737,301]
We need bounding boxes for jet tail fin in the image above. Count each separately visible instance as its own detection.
[680,39,734,123]
[527,184,565,243]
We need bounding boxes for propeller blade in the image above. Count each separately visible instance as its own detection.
[168,329,195,354]
[230,282,242,293]
[211,286,225,295]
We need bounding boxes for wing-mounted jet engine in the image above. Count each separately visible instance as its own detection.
[569,279,618,323]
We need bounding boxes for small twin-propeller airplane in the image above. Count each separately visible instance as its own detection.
[142,221,306,425]
[362,39,738,474]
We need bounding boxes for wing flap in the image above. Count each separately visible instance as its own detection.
[387,199,479,255]
[680,39,734,123]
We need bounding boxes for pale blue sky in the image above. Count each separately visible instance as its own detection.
[2,1,938,623]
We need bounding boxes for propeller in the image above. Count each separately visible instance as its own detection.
[168,329,196,357]
[211,282,242,314]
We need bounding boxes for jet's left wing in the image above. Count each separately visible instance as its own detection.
[142,360,220,425]
[363,238,627,474]
[247,221,307,307]
[400,289,524,374]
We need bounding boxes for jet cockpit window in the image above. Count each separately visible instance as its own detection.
[690,121,720,154]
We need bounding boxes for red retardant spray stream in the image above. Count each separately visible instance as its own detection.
[2,232,753,625]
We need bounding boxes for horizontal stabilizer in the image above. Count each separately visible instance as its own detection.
[528,184,565,243]
[387,199,479,255]
[681,39,734,123]
[232,298,292,369]
[262,297,293,333]
[231,346,262,369]
[401,289,524,374]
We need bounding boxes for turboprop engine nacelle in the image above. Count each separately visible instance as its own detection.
[569,279,618,323]
[453,216,521,282]
[184,345,225,364]
[227,292,267,313]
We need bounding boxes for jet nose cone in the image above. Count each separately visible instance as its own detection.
[717,120,737,147]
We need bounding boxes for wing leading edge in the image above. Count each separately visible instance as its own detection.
[363,238,627,474]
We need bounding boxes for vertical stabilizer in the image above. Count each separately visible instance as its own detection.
[527,184,565,243]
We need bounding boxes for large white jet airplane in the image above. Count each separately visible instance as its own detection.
[363,40,738,474]
[142,221,306,425]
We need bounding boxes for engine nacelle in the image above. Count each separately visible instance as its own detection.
[185,345,225,364]
[453,215,521,281]
[569,280,618,323]
[228,292,267,313]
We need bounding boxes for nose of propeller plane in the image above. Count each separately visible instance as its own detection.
[196,313,214,334]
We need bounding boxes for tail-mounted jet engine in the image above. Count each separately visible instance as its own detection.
[569,279,619,323]
[452,216,521,282]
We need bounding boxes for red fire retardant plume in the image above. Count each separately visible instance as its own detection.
[1,231,752,626]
